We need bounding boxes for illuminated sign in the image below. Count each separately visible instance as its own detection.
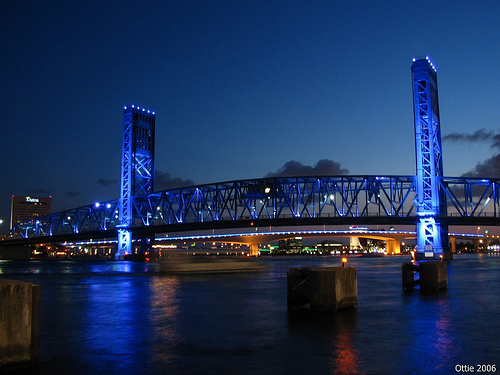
[26,196,39,203]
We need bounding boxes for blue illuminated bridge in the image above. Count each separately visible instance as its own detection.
[8,175,499,246]
[5,57,500,259]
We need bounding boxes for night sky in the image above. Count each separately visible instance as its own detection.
[1,1,499,231]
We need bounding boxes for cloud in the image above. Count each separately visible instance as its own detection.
[492,133,500,150]
[96,178,118,186]
[442,128,500,177]
[442,129,494,144]
[461,154,500,178]
[443,128,500,150]
[65,191,80,197]
[155,170,195,191]
[265,159,349,178]
[28,188,53,197]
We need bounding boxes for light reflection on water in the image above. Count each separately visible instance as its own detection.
[331,314,361,375]
[0,254,498,374]
[147,276,181,369]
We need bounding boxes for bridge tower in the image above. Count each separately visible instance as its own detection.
[411,57,449,260]
[115,105,156,260]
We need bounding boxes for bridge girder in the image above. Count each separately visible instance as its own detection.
[7,176,500,246]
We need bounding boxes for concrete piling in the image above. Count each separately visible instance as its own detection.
[402,262,419,291]
[0,280,41,370]
[402,261,447,292]
[419,261,447,292]
[287,267,311,309]
[288,266,357,311]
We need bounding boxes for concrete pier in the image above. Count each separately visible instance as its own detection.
[419,261,447,292]
[402,261,447,292]
[287,267,311,309]
[288,266,357,311]
[402,262,419,291]
[0,280,41,370]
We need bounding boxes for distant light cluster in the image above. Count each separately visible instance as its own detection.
[123,104,155,115]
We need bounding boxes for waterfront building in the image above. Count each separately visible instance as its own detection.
[316,241,344,254]
[279,237,303,254]
[10,195,52,230]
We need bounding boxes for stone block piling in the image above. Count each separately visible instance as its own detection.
[0,279,41,369]
[288,266,357,311]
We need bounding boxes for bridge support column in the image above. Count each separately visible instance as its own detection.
[249,244,259,257]
[450,237,457,254]
[386,239,401,255]
[415,217,445,261]
[116,228,132,260]
[473,239,480,253]
[412,57,447,262]
[483,238,491,252]
[117,105,156,261]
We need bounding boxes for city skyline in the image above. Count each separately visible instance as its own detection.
[1,1,499,231]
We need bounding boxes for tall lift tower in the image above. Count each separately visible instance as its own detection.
[411,57,449,260]
[115,105,156,260]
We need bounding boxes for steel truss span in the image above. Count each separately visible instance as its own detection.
[11,176,500,240]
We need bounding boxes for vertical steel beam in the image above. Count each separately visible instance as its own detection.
[116,105,156,260]
[412,57,447,260]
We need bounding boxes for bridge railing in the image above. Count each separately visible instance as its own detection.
[10,176,500,240]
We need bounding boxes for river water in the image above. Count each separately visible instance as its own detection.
[1,254,499,375]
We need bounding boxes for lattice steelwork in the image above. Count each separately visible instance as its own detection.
[13,200,119,238]
[441,178,500,217]
[131,176,417,226]
[116,105,155,260]
[12,176,500,241]
[412,57,447,259]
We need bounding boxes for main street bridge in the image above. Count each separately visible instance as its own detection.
[6,57,500,259]
[9,175,499,254]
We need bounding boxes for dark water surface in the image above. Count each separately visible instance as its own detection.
[1,254,499,374]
